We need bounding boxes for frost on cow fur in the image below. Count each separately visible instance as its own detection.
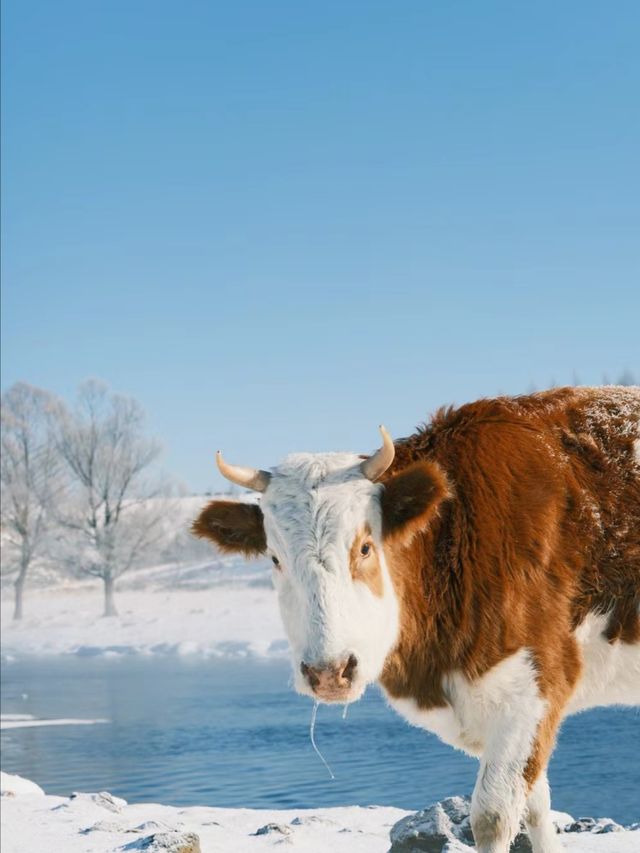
[261,452,400,699]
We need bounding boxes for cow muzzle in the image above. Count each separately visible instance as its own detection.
[300,654,359,702]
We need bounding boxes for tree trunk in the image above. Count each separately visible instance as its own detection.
[14,570,26,621]
[103,574,118,617]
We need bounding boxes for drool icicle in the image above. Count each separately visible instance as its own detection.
[309,701,335,780]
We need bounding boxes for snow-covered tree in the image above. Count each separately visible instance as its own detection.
[55,380,164,616]
[1,383,61,619]
[616,370,637,387]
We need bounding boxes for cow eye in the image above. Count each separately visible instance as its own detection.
[271,555,280,568]
[360,543,371,558]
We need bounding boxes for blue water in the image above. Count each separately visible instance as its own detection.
[1,657,638,823]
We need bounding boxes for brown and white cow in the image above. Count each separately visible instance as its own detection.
[193,386,640,853]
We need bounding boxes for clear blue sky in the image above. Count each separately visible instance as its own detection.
[2,1,639,492]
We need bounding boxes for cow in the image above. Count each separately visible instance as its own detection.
[192,386,640,853]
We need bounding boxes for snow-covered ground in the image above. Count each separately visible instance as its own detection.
[1,493,292,661]
[1,773,637,853]
[1,562,288,661]
[0,772,404,853]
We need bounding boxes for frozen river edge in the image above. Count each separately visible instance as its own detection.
[1,772,639,853]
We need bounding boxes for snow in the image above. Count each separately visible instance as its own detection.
[0,774,405,853]
[0,714,35,721]
[0,716,109,730]
[1,493,289,661]
[0,772,44,796]
[1,774,638,853]
[1,569,287,661]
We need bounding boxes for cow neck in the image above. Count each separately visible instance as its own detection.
[379,501,465,709]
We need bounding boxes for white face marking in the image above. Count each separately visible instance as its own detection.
[259,452,400,703]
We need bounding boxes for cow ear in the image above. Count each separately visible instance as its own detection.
[191,500,267,557]
[381,462,449,546]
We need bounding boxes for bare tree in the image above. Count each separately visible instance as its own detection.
[55,380,163,616]
[1,383,60,619]
[616,370,637,386]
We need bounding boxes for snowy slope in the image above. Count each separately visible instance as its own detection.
[1,774,638,853]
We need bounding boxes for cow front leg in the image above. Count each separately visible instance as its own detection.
[524,772,563,853]
[471,705,554,853]
[471,758,527,853]
[471,719,565,853]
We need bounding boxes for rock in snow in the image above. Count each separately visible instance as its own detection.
[564,817,625,834]
[122,831,201,852]
[390,797,474,852]
[253,822,294,836]
[389,796,637,853]
[1,773,638,853]
[70,790,128,813]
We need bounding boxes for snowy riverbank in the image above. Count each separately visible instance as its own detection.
[1,493,290,662]
[1,574,287,661]
[1,772,638,853]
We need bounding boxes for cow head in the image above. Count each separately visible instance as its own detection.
[192,428,447,704]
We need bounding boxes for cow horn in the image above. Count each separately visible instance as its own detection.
[216,450,271,492]
[360,425,395,481]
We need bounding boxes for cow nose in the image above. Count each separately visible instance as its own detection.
[300,654,358,695]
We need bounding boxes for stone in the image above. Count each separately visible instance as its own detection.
[122,831,201,852]
[389,798,637,852]
[389,797,476,853]
[70,790,127,813]
[253,823,293,836]
[388,797,535,853]
[565,817,624,834]
[126,821,177,834]
[291,815,335,826]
